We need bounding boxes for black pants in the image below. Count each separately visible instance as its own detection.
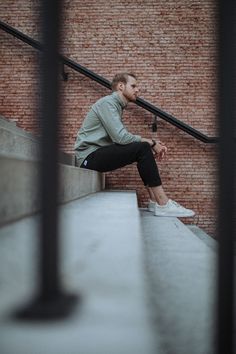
[81,142,162,187]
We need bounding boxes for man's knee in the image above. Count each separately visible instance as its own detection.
[139,141,152,152]
[135,142,153,161]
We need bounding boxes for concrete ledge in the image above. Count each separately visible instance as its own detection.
[0,154,104,225]
[59,163,105,203]
[0,124,41,160]
[0,116,75,165]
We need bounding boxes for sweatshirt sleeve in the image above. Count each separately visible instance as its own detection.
[95,100,141,144]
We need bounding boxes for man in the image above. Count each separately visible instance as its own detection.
[74,73,195,217]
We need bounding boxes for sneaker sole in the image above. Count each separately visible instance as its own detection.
[148,207,155,212]
[154,211,195,217]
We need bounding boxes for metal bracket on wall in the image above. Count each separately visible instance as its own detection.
[152,115,157,132]
[61,63,69,81]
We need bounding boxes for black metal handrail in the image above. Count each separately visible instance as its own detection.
[0,20,218,143]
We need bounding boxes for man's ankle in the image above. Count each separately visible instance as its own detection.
[156,198,168,206]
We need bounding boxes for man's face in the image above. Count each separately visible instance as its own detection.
[120,76,140,102]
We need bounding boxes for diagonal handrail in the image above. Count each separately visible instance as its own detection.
[0,20,218,143]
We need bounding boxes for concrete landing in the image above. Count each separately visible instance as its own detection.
[140,209,217,354]
[0,191,157,354]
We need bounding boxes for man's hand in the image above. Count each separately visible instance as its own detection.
[153,141,167,161]
[140,138,167,161]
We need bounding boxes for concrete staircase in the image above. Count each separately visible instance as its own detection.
[0,116,217,354]
[0,116,104,225]
[0,192,217,354]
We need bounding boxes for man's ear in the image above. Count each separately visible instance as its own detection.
[117,82,125,91]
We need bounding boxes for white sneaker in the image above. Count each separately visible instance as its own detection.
[148,199,156,212]
[154,199,195,217]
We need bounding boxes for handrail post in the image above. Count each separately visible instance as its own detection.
[16,0,78,320]
[217,0,235,352]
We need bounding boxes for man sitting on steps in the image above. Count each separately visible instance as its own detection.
[74,72,195,218]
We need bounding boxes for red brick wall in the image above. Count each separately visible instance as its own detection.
[0,1,218,237]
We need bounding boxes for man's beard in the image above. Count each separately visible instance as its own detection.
[123,90,137,102]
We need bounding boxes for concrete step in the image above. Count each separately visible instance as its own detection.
[0,115,74,165]
[0,191,157,354]
[0,154,104,225]
[0,116,104,224]
[187,224,218,251]
[0,115,41,160]
[140,209,217,354]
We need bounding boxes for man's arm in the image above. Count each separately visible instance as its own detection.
[96,101,141,144]
[96,100,167,160]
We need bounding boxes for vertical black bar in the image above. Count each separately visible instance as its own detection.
[218,0,235,352]
[16,0,78,320]
[40,0,61,301]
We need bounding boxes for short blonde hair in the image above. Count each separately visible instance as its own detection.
[111,73,137,91]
